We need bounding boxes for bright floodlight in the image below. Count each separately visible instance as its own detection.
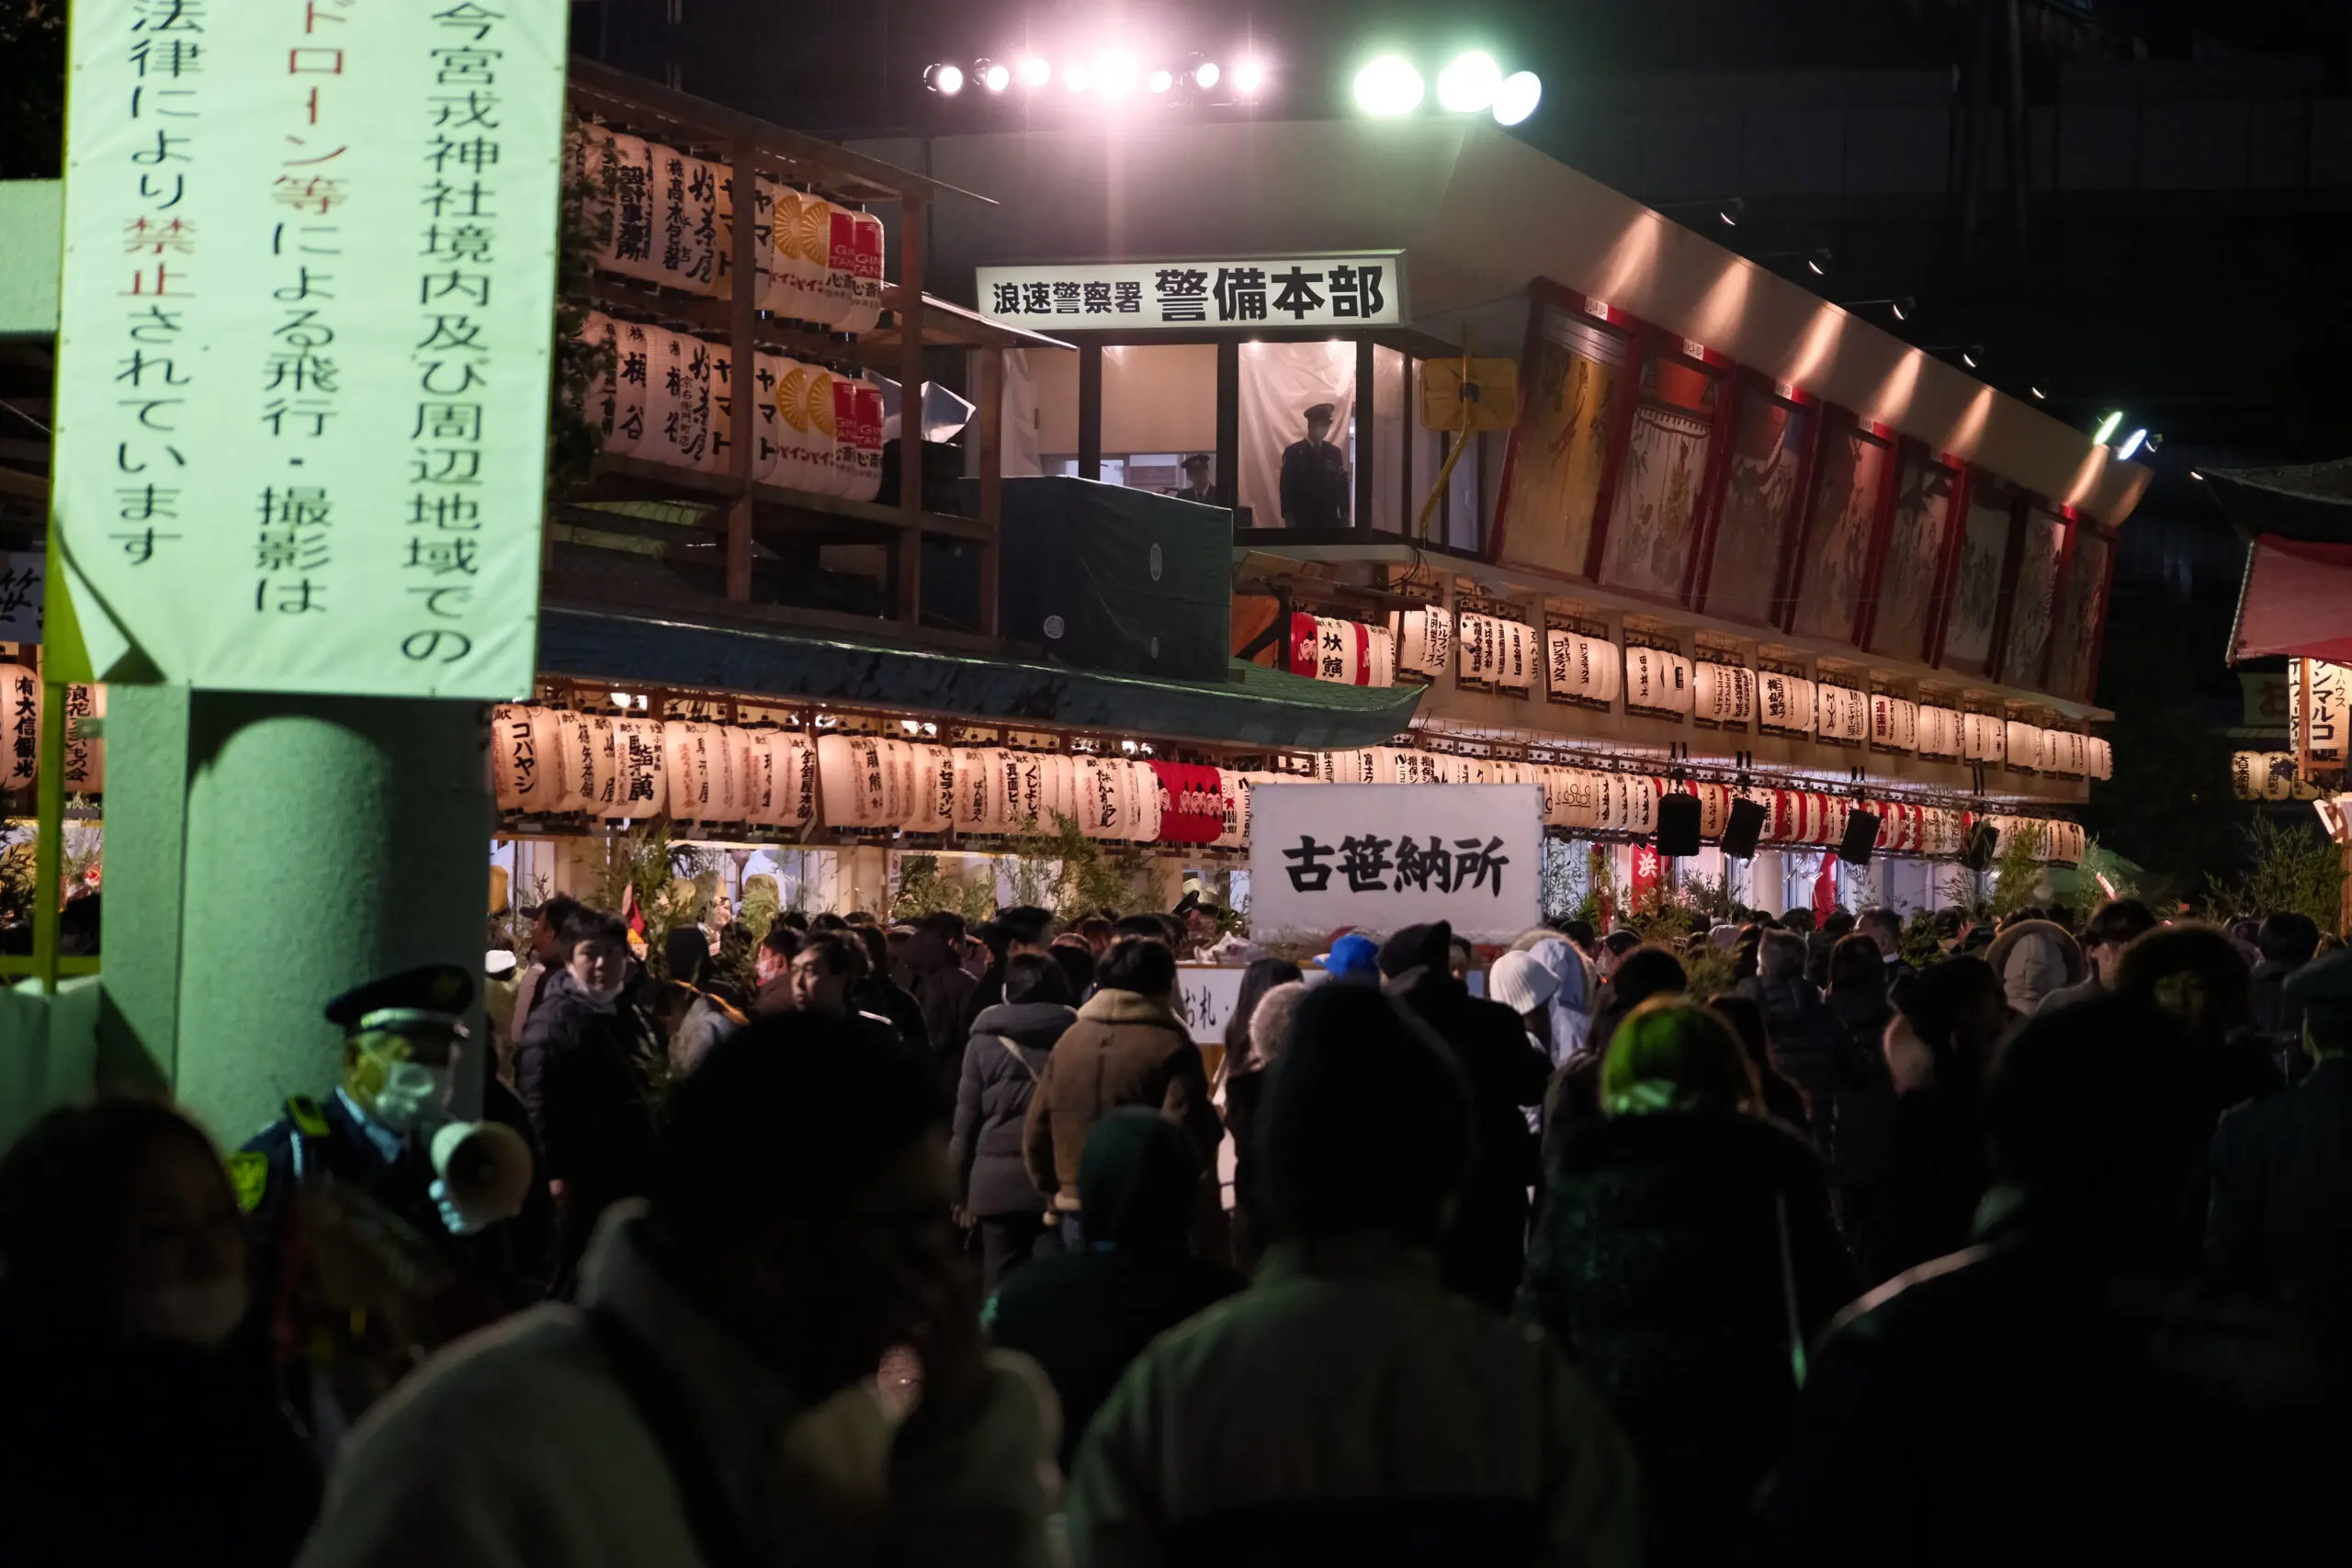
[1891,296,1915,321]
[977,59,1012,93]
[1195,59,1221,89]
[1961,344,1983,369]
[923,62,965,96]
[1353,56,1424,117]
[2116,427,2149,460]
[1148,68,1174,95]
[2029,384,2048,400]
[1065,61,1093,92]
[1492,71,1543,126]
[1017,56,1051,88]
[1101,53,1138,96]
[1231,58,1266,96]
[2091,410,2123,444]
[1436,51,1503,113]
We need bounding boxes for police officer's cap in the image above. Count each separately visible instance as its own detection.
[2283,945,2352,1010]
[1304,401,1336,422]
[324,964,474,1038]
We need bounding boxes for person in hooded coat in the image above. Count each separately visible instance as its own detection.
[1984,914,2085,1019]
[1380,921,1553,1313]
[949,953,1080,1292]
[1513,931,1597,1068]
[1521,999,1854,1568]
[1735,930,1850,1149]
[986,1108,1246,1472]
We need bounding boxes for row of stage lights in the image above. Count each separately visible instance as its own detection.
[1352,51,1543,126]
[925,53,1266,100]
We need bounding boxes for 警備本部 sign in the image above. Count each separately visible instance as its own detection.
[977,254,1407,332]
[1247,782,1541,945]
[49,0,569,697]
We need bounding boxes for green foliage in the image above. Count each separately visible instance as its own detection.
[1681,942,1737,1001]
[2201,816,2345,935]
[1004,813,1158,920]
[734,876,782,949]
[889,854,997,926]
[592,822,718,981]
[1898,908,1946,972]
[1939,822,2046,927]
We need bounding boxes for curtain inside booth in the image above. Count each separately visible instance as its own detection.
[1239,341,1356,529]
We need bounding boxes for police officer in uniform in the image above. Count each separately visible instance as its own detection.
[1279,400,1350,527]
[236,964,549,1309]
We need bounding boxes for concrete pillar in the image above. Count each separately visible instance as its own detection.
[100,688,492,1142]
[1749,850,1787,916]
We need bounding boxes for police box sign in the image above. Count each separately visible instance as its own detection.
[1249,783,1542,944]
[977,254,1408,332]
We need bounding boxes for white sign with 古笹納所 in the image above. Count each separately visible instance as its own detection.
[1247,783,1542,945]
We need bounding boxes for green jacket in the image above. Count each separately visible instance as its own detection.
[1065,1237,1645,1567]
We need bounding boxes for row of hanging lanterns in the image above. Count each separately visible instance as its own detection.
[490,705,2086,862]
[578,312,886,500]
[571,125,885,332]
[1302,610,2111,775]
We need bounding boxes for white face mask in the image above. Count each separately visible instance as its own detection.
[121,1276,250,1349]
[368,1061,454,1134]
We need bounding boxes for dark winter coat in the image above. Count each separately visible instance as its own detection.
[2248,959,2310,1082]
[1389,966,1554,1313]
[514,970,658,1225]
[950,1000,1078,1217]
[2208,1056,2352,1310]
[987,1109,1243,1470]
[1737,973,1851,1145]
[0,1334,318,1568]
[1825,987,1899,1188]
[1852,1072,1989,1291]
[1521,1111,1855,1568]
[1749,1225,2352,1568]
[1022,989,1221,1212]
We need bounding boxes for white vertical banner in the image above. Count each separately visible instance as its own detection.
[51,0,569,695]
[1248,784,1543,944]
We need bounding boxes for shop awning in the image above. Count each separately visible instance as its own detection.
[537,604,1423,750]
[2204,458,2352,662]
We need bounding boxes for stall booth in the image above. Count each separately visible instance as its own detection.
[847,116,2150,914]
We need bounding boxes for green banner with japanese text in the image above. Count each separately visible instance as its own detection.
[51,0,566,696]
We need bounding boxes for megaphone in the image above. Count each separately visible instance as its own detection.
[429,1121,534,1233]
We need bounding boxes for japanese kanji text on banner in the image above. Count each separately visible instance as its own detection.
[1248,783,1542,945]
[50,0,567,696]
[977,255,1407,332]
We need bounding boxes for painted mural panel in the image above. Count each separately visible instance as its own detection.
[1702,391,1809,624]
[1942,489,2015,671]
[1496,301,1627,577]
[2001,506,2067,688]
[2046,528,2110,700]
[1867,450,1956,660]
[1792,423,1890,640]
[1599,348,1718,600]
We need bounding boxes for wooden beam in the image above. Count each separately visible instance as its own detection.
[977,347,1004,638]
[1216,342,1240,514]
[896,195,927,627]
[1078,339,1103,482]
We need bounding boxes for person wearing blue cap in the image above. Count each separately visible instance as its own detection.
[1319,931,1383,983]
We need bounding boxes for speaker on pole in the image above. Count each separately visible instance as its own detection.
[1720,796,1766,859]
[1837,807,1882,866]
[1657,791,1702,857]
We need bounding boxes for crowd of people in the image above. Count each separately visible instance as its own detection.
[2,886,2347,1566]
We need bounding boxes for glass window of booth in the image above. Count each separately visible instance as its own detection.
[1104,344,1218,499]
[1241,340,1356,529]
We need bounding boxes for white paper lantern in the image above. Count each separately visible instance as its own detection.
[58,683,105,795]
[831,374,886,503]
[2005,721,2043,771]
[1916,705,1962,759]
[828,207,886,334]
[645,145,720,294]
[589,131,662,283]
[1123,760,1166,842]
[610,716,669,818]
[491,705,563,813]
[1625,647,1690,713]
[550,711,600,813]
[1815,683,1869,742]
[816,734,888,828]
[666,720,718,818]
[1546,630,1622,705]
[1396,606,1453,678]
[1365,627,1397,688]
[735,730,783,825]
[774,360,840,496]
[2086,736,2113,781]
[1758,671,1813,734]
[1692,660,1755,726]
[0,666,36,792]
[1869,694,1919,752]
[1496,619,1534,693]
[1962,713,2007,764]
